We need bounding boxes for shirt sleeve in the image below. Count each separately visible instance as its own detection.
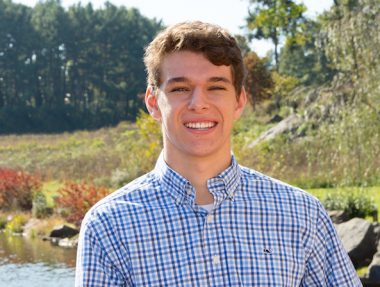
[75,213,133,287]
[300,201,363,286]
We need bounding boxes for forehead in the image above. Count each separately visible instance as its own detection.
[159,51,233,86]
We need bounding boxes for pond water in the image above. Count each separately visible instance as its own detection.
[0,231,76,287]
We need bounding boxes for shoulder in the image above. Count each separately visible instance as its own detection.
[238,165,323,218]
[81,171,161,229]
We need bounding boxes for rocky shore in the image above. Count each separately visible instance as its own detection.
[21,217,79,248]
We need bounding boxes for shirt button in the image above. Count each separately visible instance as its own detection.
[186,186,192,195]
[212,255,220,264]
[207,214,214,223]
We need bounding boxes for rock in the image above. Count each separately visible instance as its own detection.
[367,239,380,284]
[58,236,79,248]
[336,218,377,268]
[50,237,61,245]
[328,210,350,224]
[304,90,318,106]
[267,114,283,124]
[373,222,380,249]
[369,252,380,283]
[49,224,79,238]
[248,114,302,148]
[22,218,43,237]
[361,277,380,287]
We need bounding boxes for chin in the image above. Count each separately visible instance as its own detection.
[184,147,224,158]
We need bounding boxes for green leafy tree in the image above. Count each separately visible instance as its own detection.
[246,0,306,69]
[320,0,380,111]
[278,19,334,84]
[234,34,252,56]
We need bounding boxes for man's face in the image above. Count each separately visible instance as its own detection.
[145,51,246,162]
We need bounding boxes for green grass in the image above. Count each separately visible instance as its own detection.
[308,186,380,210]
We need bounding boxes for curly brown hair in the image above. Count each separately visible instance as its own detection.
[144,21,245,97]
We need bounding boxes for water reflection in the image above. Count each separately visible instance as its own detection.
[0,231,76,287]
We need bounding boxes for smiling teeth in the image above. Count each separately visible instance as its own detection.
[185,122,216,129]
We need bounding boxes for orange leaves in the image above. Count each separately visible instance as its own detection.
[55,182,110,226]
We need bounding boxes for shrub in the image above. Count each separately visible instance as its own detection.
[0,168,41,210]
[5,213,29,233]
[55,182,110,225]
[322,189,378,220]
[112,111,162,188]
[32,192,53,218]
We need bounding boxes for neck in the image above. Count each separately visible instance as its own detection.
[163,149,232,205]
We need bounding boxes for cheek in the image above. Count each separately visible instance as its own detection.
[158,99,181,119]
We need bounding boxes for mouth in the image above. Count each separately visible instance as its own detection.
[184,121,217,130]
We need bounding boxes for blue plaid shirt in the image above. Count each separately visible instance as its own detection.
[75,154,361,286]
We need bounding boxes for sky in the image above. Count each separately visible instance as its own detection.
[13,0,334,56]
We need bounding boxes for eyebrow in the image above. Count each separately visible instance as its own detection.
[165,77,189,86]
[164,76,232,86]
[208,77,232,84]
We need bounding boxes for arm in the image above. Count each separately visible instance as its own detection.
[300,202,362,286]
[75,215,133,287]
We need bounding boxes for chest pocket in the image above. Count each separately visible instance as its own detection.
[232,235,305,286]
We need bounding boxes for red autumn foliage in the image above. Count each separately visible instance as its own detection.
[0,168,41,210]
[55,182,110,225]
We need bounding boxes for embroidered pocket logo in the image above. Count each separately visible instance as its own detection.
[263,248,272,254]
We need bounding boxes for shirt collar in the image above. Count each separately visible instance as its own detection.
[153,152,241,207]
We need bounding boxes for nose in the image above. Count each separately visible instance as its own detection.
[188,88,209,111]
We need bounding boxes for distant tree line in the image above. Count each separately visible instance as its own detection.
[3,0,372,134]
[0,0,162,133]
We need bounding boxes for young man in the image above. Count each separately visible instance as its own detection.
[75,21,362,286]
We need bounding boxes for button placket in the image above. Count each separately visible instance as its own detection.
[203,211,222,272]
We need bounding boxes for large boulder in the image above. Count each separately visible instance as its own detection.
[335,218,377,267]
[367,235,380,283]
[49,224,79,238]
[360,277,380,287]
[329,210,350,224]
[248,114,302,148]
[368,252,380,283]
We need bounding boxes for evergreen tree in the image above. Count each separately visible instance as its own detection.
[0,0,162,133]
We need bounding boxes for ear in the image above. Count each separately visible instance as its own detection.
[234,87,247,120]
[145,86,162,121]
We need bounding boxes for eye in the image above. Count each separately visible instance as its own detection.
[170,87,190,93]
[209,86,227,91]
